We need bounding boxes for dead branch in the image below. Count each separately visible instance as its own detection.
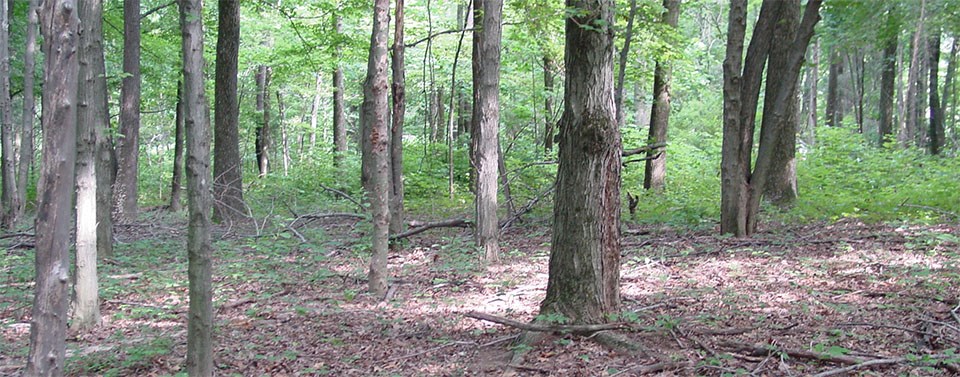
[106,273,143,280]
[0,232,34,240]
[622,142,667,157]
[718,341,864,365]
[317,183,364,211]
[609,361,691,376]
[622,152,663,166]
[499,184,555,230]
[465,311,632,334]
[810,355,956,377]
[391,218,472,241]
[686,326,756,336]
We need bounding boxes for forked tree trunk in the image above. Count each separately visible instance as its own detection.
[114,0,141,223]
[26,1,79,374]
[213,0,245,222]
[255,65,271,177]
[332,13,347,167]
[878,11,898,145]
[179,0,214,374]
[171,81,184,212]
[643,0,681,192]
[539,0,621,324]
[360,0,391,299]
[390,0,406,235]
[927,32,943,155]
[16,0,39,222]
[0,0,18,229]
[472,0,503,262]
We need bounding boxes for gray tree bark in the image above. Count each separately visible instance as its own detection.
[825,48,842,127]
[114,0,141,223]
[878,11,898,145]
[16,0,39,223]
[614,0,638,128]
[171,81,184,212]
[332,13,347,167]
[26,1,79,374]
[543,55,556,152]
[643,0,681,192]
[901,0,926,148]
[539,0,621,323]
[179,0,214,374]
[213,0,245,222]
[760,0,800,206]
[255,65,271,177]
[472,0,503,263]
[927,32,943,155]
[390,0,406,235]
[0,0,18,229]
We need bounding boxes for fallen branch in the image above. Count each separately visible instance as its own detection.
[390,218,472,241]
[0,232,34,240]
[499,184,555,230]
[610,361,691,376]
[718,341,863,365]
[622,142,667,157]
[811,354,959,377]
[106,273,143,280]
[317,183,364,211]
[465,311,632,334]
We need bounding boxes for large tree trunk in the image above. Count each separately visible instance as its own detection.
[332,14,347,167]
[539,0,621,324]
[73,0,109,331]
[543,55,556,152]
[390,0,406,235]
[360,0,391,299]
[878,12,898,146]
[16,0,39,223]
[213,0,245,222]
[0,0,18,229]
[901,0,926,148]
[643,0,681,192]
[614,0,638,128]
[114,0,141,223]
[26,1,79,374]
[472,0,503,263]
[171,81,184,212]
[255,65,271,177]
[760,0,800,206]
[179,0,214,374]
[927,32,944,155]
[825,48,842,127]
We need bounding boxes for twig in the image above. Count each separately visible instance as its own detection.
[499,184,555,230]
[480,334,520,347]
[106,273,143,280]
[465,311,632,334]
[810,357,906,377]
[609,361,690,376]
[622,152,663,166]
[0,232,34,240]
[718,341,864,365]
[622,142,667,157]
[506,363,551,373]
[317,183,364,211]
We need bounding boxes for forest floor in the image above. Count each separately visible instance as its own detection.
[2,211,959,376]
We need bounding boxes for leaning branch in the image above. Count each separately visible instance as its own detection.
[318,183,364,212]
[622,142,667,157]
[140,1,176,20]
[465,311,633,334]
[390,218,472,241]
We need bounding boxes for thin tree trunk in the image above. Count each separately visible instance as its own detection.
[213,0,244,222]
[878,11,898,146]
[0,0,18,229]
[179,0,214,374]
[802,39,818,147]
[255,65,271,177]
[539,0,621,324]
[472,0,503,263]
[310,72,321,153]
[361,0,391,299]
[928,32,943,155]
[447,13,468,200]
[390,0,406,235]
[614,0,638,128]
[26,1,79,374]
[543,55,556,152]
[901,0,926,148]
[643,0,681,192]
[941,38,957,148]
[332,13,347,167]
[114,0,141,223]
[825,48,842,127]
[171,81,184,212]
[16,0,39,223]
[277,90,290,175]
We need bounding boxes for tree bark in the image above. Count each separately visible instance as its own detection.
[179,0,214,374]
[901,0,926,148]
[801,39,818,147]
[114,0,141,223]
[0,0,18,229]
[942,38,957,147]
[332,13,347,167]
[360,0,391,299]
[927,32,943,155]
[213,0,245,222]
[26,1,79,374]
[614,0,638,128]
[539,0,621,324]
[845,51,865,133]
[643,0,681,192]
[390,0,406,235]
[255,65,271,177]
[472,0,503,263]
[878,11,898,146]
[18,0,40,224]
[310,72,321,152]
[825,48,842,127]
[760,0,800,206]
[543,55,556,152]
[171,81,184,212]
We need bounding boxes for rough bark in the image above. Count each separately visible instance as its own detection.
[16,0,39,223]
[114,0,141,223]
[0,0,17,229]
[760,0,800,206]
[472,0,502,263]
[878,12,898,145]
[213,0,245,222]
[179,0,214,374]
[171,81,184,212]
[26,1,79,374]
[927,32,943,155]
[614,0,638,128]
[310,72,321,152]
[390,0,406,235]
[543,55,556,152]
[73,0,108,331]
[845,52,865,133]
[539,0,621,324]
[332,14,347,167]
[255,65,271,177]
[360,0,391,298]
[901,0,926,148]
[825,48,842,127]
[942,38,957,147]
[643,0,681,192]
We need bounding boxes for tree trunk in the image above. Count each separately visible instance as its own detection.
[114,0,141,223]
[878,12,898,146]
[543,55,556,152]
[0,0,18,229]
[16,0,39,223]
[901,0,926,148]
[26,1,79,374]
[179,0,214,374]
[643,0,681,192]
[927,32,943,155]
[277,90,291,175]
[255,65,271,177]
[73,0,108,331]
[310,72,321,152]
[213,0,245,222]
[760,0,800,206]
[390,0,406,235]
[825,48,843,128]
[472,0,503,263]
[614,0,638,128]
[360,0,391,299]
[171,81,184,212]
[845,51,865,133]
[333,14,347,167]
[801,39,818,147]
[634,81,647,128]
[539,0,621,324]
[941,38,957,148]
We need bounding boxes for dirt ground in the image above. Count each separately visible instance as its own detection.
[2,215,959,376]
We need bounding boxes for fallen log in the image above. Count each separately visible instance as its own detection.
[391,218,472,241]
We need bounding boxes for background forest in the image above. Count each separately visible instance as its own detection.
[1,0,959,376]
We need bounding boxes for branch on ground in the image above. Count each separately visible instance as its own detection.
[465,311,633,334]
[391,218,472,241]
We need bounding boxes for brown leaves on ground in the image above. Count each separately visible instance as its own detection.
[1,217,958,376]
